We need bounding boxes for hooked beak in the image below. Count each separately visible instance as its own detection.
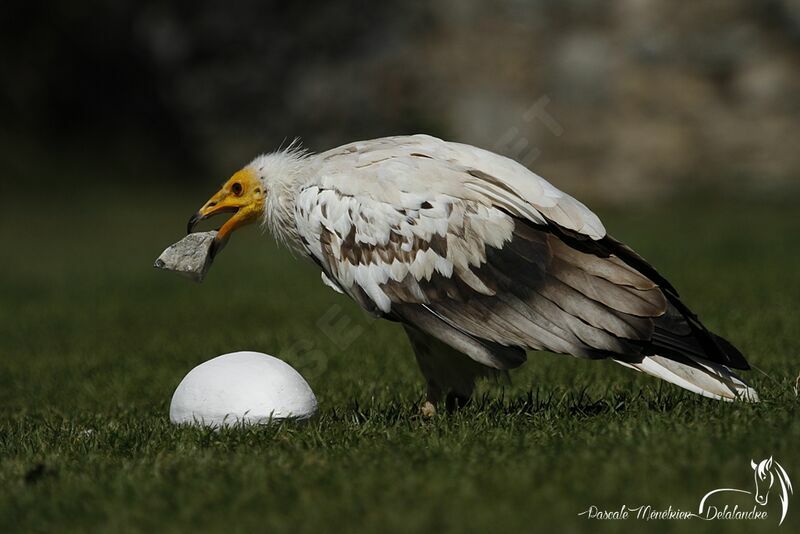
[188,168,265,257]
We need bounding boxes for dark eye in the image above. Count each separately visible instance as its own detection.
[231,182,243,196]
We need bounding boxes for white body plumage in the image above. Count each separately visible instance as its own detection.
[233,135,757,406]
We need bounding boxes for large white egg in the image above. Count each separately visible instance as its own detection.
[169,351,317,427]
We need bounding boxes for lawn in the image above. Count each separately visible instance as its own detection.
[1,183,798,533]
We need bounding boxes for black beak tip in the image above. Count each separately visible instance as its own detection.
[187,213,201,235]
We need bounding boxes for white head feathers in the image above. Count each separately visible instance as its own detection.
[247,142,312,251]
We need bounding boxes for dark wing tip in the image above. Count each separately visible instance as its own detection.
[710,333,751,370]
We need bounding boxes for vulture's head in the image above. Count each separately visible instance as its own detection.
[188,166,265,255]
[188,149,307,255]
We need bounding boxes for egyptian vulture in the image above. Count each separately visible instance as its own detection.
[188,135,757,413]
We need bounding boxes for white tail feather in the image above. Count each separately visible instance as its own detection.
[615,355,759,402]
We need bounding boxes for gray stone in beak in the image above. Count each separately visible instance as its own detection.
[154,231,218,283]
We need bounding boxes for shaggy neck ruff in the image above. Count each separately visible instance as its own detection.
[246,147,314,252]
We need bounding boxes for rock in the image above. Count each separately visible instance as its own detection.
[154,231,217,282]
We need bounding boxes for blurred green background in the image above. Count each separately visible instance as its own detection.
[3,0,800,197]
[1,1,799,533]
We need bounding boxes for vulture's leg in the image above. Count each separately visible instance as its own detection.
[403,325,490,416]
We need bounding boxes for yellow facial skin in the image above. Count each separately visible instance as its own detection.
[188,168,265,255]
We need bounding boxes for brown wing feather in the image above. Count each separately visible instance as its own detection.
[384,217,748,371]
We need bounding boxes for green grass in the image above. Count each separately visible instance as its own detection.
[1,185,799,533]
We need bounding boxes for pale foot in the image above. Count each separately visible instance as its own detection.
[420,401,437,418]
